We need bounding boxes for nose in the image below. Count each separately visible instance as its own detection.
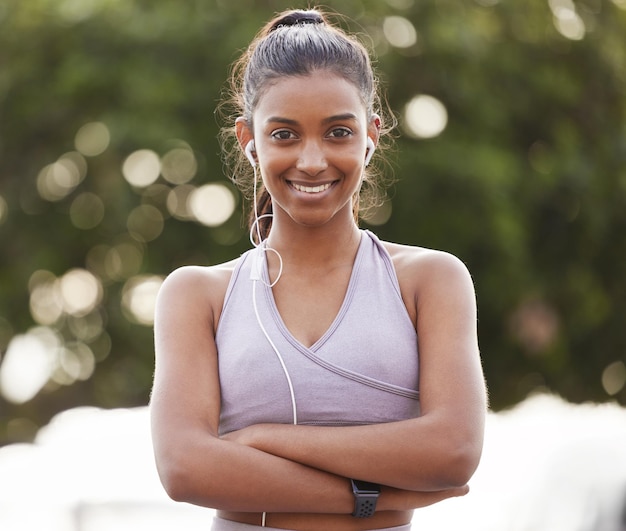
[296,141,328,176]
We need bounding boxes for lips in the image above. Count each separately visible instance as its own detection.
[290,182,332,193]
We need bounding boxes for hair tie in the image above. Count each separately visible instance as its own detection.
[270,11,324,32]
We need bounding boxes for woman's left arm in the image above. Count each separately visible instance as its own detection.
[224,249,487,493]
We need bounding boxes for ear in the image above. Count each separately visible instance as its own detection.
[367,113,381,149]
[235,117,254,152]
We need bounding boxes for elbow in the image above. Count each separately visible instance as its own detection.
[155,455,195,503]
[401,441,482,492]
[154,446,232,509]
[405,429,483,490]
[428,411,486,489]
[437,438,483,488]
[154,445,215,505]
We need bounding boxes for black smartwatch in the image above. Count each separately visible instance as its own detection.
[350,479,381,518]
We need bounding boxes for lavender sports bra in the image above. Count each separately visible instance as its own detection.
[215,230,420,435]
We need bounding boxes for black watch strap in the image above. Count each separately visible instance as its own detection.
[350,479,381,518]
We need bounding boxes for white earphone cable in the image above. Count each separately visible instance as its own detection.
[251,277,298,425]
[252,160,263,247]
[248,157,295,528]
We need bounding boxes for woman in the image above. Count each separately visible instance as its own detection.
[150,8,487,531]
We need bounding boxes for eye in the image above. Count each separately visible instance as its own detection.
[327,127,353,139]
[271,129,297,141]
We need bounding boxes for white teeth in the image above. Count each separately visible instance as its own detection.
[292,182,331,193]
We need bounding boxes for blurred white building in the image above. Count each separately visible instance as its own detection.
[0,393,625,531]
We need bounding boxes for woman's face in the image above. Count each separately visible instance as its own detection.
[240,71,377,230]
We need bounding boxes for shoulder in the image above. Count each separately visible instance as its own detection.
[381,241,475,306]
[383,240,471,280]
[160,260,237,292]
[155,259,239,327]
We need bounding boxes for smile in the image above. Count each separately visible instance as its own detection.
[291,182,332,193]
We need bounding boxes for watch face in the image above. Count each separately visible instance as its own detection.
[351,479,380,518]
[352,480,381,494]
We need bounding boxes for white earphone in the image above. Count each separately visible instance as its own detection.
[365,137,376,166]
[245,140,256,167]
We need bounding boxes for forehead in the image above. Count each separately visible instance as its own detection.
[253,72,367,123]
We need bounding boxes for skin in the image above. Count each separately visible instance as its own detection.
[150,71,487,530]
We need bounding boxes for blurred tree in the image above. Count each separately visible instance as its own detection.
[0,0,625,444]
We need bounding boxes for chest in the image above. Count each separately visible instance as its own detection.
[270,266,352,348]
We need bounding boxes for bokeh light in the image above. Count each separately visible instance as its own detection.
[66,311,105,343]
[122,149,161,188]
[382,16,417,48]
[528,141,556,175]
[404,95,448,139]
[0,194,8,225]
[69,192,105,230]
[74,121,110,157]
[86,241,144,282]
[29,270,64,326]
[549,0,586,41]
[188,183,236,227]
[121,275,164,326]
[52,342,96,385]
[166,184,195,220]
[127,204,164,242]
[19,266,109,403]
[59,269,103,317]
[602,361,626,396]
[141,183,172,215]
[105,242,145,280]
[90,332,112,363]
[509,298,560,354]
[29,267,103,335]
[36,152,87,202]
[0,327,60,404]
[161,147,197,185]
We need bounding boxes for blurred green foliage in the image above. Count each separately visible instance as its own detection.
[1,0,625,444]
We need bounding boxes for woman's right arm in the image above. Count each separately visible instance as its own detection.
[149,265,465,513]
[150,265,357,512]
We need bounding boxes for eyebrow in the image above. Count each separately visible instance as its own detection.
[323,113,358,124]
[265,113,359,126]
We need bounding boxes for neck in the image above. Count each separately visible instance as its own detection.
[265,221,362,271]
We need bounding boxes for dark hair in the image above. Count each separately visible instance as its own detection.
[218,8,394,242]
